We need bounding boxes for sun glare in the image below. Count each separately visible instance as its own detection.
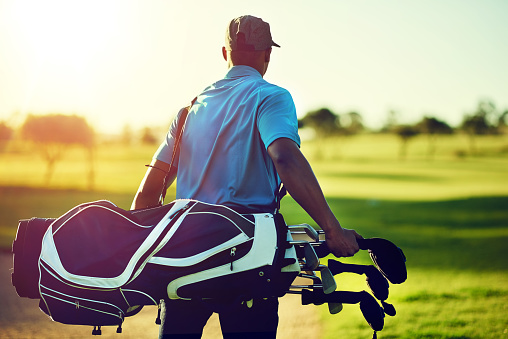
[7,0,126,122]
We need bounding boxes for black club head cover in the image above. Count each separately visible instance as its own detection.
[358,238,407,284]
[365,266,389,301]
[359,291,385,332]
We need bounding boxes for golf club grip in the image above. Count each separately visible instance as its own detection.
[301,289,364,305]
[313,238,369,258]
[301,290,385,332]
[357,238,370,251]
[328,259,367,275]
[313,242,331,258]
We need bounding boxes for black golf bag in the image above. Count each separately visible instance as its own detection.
[11,199,300,332]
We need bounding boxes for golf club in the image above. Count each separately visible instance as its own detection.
[305,237,407,286]
[290,274,343,314]
[315,264,337,294]
[291,241,320,270]
[327,259,389,301]
[297,289,385,332]
[288,224,320,242]
[358,238,407,284]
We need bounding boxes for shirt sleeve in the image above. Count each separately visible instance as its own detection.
[257,87,301,149]
[153,107,188,166]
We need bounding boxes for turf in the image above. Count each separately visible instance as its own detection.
[1,134,507,338]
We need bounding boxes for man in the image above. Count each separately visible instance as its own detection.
[132,15,362,339]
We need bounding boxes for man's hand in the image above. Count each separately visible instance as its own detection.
[323,227,362,258]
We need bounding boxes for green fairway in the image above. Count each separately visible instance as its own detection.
[1,134,507,338]
[280,196,508,339]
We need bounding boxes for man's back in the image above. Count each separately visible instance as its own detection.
[158,65,300,212]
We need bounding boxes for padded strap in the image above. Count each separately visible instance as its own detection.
[160,97,197,205]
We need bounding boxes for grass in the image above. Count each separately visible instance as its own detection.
[280,198,508,339]
[1,134,507,338]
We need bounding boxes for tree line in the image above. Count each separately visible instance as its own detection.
[299,100,507,160]
[0,114,163,188]
[0,100,506,187]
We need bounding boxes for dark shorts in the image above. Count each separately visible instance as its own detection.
[158,297,279,339]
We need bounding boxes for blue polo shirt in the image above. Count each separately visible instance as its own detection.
[154,65,300,212]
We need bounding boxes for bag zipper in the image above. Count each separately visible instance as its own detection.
[230,247,236,271]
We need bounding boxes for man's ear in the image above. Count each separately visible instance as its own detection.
[222,46,228,61]
[264,48,272,63]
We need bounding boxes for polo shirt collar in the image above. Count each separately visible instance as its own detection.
[225,65,262,79]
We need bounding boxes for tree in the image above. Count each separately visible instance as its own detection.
[461,100,498,154]
[299,108,341,137]
[299,108,344,160]
[395,125,419,160]
[0,122,14,152]
[340,111,364,135]
[21,114,95,187]
[121,124,134,145]
[141,127,158,145]
[497,110,508,135]
[380,110,398,133]
[416,116,453,160]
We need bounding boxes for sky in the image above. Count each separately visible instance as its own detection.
[1,0,507,134]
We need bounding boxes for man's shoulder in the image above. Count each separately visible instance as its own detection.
[254,77,290,96]
[257,81,293,103]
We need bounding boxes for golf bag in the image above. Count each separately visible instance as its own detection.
[11,199,300,332]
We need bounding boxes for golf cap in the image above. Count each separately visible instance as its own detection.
[225,15,280,51]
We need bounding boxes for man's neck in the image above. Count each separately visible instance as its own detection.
[229,62,264,77]
[225,48,268,77]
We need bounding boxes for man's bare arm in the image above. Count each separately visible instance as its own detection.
[267,137,361,257]
[131,159,175,210]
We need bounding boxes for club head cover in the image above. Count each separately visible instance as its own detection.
[359,291,385,332]
[381,301,396,317]
[358,238,407,284]
[365,265,390,301]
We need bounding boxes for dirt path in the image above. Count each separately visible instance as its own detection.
[0,253,322,339]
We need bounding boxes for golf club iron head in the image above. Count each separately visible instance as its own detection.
[317,265,337,294]
[288,224,320,242]
[291,241,320,270]
[328,302,343,314]
[302,243,319,270]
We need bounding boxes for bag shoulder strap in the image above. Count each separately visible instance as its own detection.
[160,97,197,204]
[275,183,287,213]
